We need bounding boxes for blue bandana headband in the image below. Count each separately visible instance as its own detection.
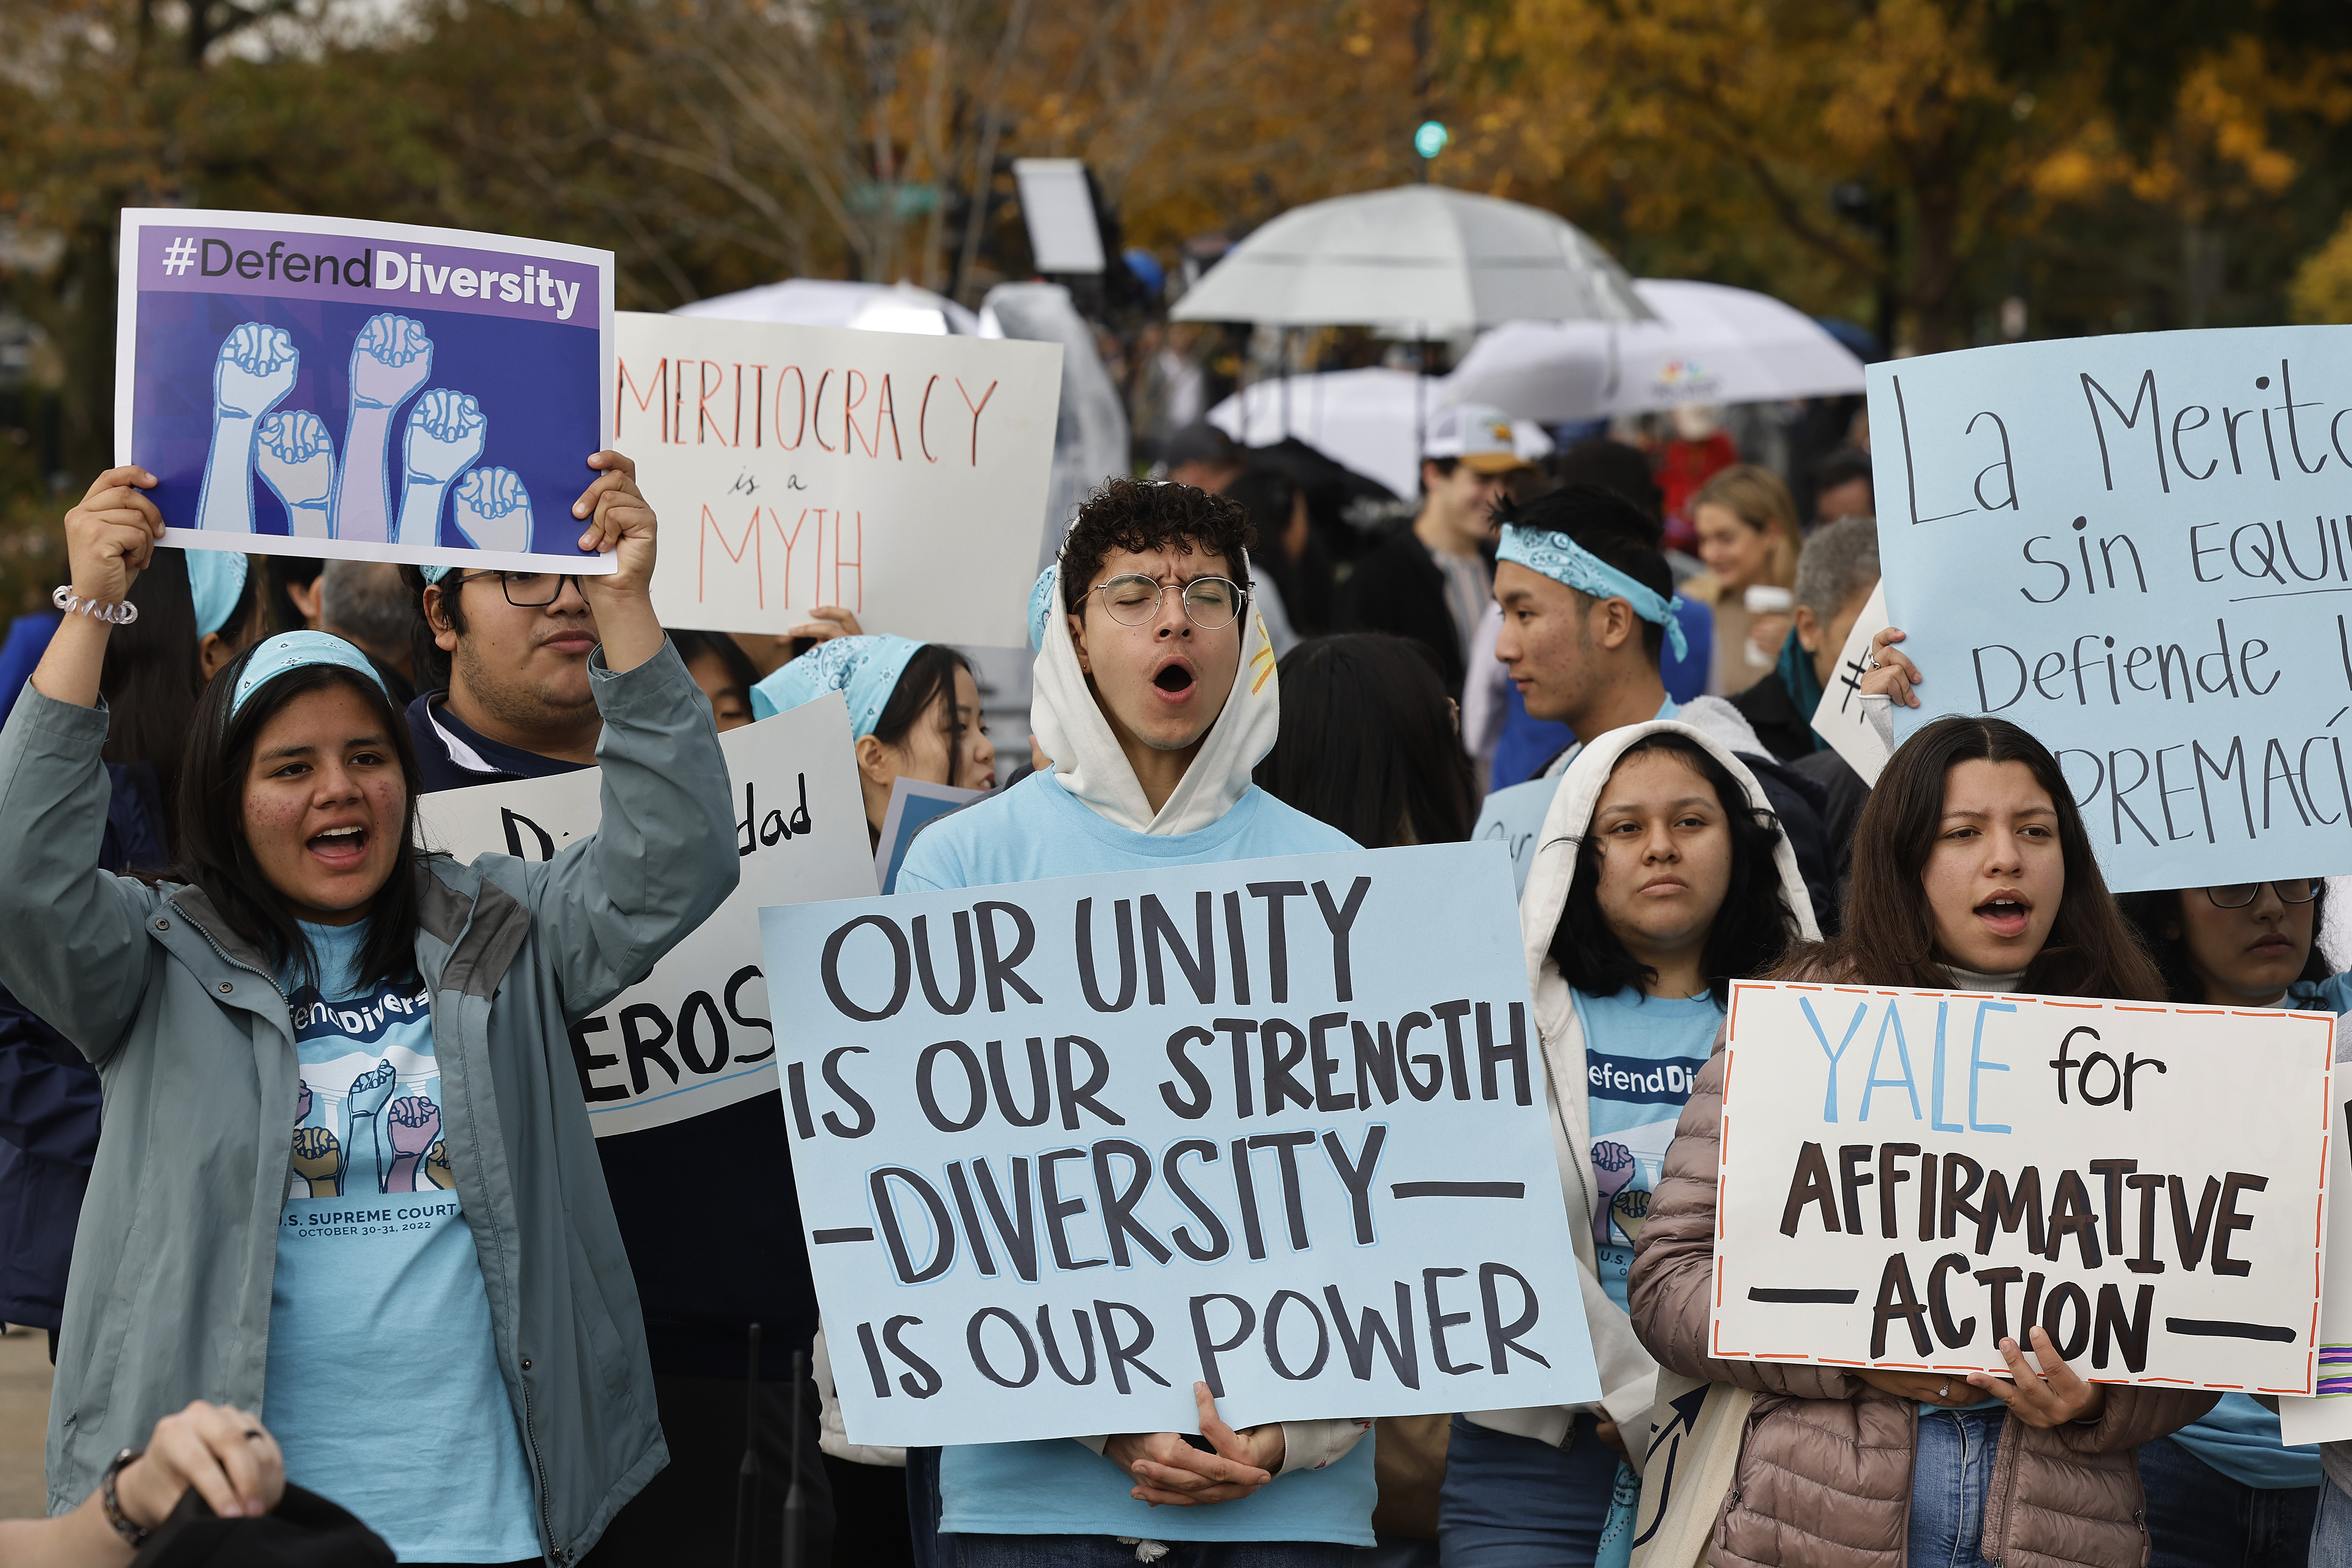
[1028,566,1059,652]
[1497,524,1689,662]
[229,631,392,720]
[188,550,249,640]
[417,564,454,585]
[749,634,924,738]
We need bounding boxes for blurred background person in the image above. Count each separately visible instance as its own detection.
[266,555,325,633]
[1681,464,1800,695]
[669,628,761,731]
[1254,632,1474,847]
[1653,403,1738,553]
[1811,445,1875,523]
[314,560,421,705]
[1223,463,1330,648]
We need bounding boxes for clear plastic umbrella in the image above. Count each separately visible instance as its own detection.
[674,278,981,336]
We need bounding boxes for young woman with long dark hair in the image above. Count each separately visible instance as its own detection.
[1253,632,1475,848]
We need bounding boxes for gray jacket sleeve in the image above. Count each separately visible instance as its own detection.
[517,639,741,1017]
[0,688,158,1061]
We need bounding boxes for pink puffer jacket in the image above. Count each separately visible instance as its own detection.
[1628,1042,2218,1568]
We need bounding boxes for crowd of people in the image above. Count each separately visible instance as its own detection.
[0,400,2341,1568]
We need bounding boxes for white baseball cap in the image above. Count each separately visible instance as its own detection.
[1423,401,1534,474]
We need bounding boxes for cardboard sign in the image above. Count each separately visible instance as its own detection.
[760,842,1598,1445]
[1809,582,1891,787]
[1712,979,2332,1392]
[118,208,614,571]
[874,777,987,895]
[616,312,1061,645]
[1867,327,2352,892]
[417,695,872,1136]
[2282,1086,2352,1443]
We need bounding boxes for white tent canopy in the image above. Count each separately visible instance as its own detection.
[1446,279,1866,422]
[674,278,981,336]
[1171,185,1650,336]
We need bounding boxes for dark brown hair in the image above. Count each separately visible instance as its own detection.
[870,643,979,788]
[1253,633,1474,848]
[1060,477,1255,615]
[1784,715,2163,1000]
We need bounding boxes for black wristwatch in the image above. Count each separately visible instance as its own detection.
[101,1447,151,1547]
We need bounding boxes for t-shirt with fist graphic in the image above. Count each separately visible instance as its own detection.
[1571,986,1723,1313]
[263,918,539,1562]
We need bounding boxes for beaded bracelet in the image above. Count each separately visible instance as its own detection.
[52,585,139,625]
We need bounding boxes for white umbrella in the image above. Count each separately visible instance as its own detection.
[1170,185,1650,335]
[1445,278,1866,422]
[1206,368,1551,500]
[673,278,981,336]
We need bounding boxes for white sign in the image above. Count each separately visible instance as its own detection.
[1809,582,1891,787]
[1712,979,2332,1393]
[617,312,1062,645]
[2283,1086,2352,1443]
[418,694,873,1136]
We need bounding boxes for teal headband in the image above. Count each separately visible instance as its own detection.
[1029,565,1058,652]
[229,631,392,721]
[749,634,925,738]
[188,550,249,640]
[1497,524,1688,662]
[417,564,454,585]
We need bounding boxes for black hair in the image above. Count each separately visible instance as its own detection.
[398,564,453,691]
[1547,731,1793,1005]
[1422,456,1462,480]
[1060,477,1255,616]
[1494,483,1675,663]
[167,651,429,995]
[1253,633,1474,848]
[101,549,208,857]
[266,556,325,633]
[671,630,762,704]
[1552,439,1664,528]
[2117,884,2332,1003]
[1812,446,1875,500]
[206,554,271,653]
[1221,465,1333,637]
[870,644,978,786]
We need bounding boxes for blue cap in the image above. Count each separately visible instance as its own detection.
[188,550,249,640]
[749,635,923,738]
[1028,566,1060,652]
[229,631,393,721]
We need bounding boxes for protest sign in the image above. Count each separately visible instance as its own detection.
[1711,979,2333,1392]
[1809,582,1891,787]
[2282,1084,2352,1443]
[1866,326,2352,891]
[760,841,1597,1445]
[418,694,871,1136]
[874,777,987,895]
[616,312,1061,646]
[118,208,614,571]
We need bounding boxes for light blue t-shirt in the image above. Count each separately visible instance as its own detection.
[1571,986,1719,1313]
[900,770,1378,1546]
[1472,698,1678,897]
[263,921,541,1563]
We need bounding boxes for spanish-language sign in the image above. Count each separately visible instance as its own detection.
[1712,979,2332,1392]
[1868,326,2352,892]
[1809,582,1891,787]
[760,842,1596,1445]
[617,312,1060,645]
[418,694,872,1136]
[2282,1085,2352,1444]
[117,208,615,571]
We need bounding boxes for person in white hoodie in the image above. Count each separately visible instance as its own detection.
[896,477,1374,1568]
[1442,718,1817,1566]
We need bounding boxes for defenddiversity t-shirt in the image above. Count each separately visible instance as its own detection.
[261,920,541,1563]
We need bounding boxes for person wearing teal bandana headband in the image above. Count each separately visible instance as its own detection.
[3,459,732,1565]
[750,633,996,846]
[187,547,268,682]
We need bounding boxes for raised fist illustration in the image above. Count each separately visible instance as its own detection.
[213,323,299,422]
[345,1059,398,1120]
[403,390,487,487]
[257,410,337,537]
[453,466,532,553]
[424,1139,455,1190]
[385,1096,441,1193]
[291,1125,342,1198]
[348,314,433,411]
[1590,1139,1636,1247]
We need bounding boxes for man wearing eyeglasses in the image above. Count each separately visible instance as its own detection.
[401,559,604,790]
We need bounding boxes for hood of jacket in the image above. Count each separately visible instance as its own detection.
[1030,556,1281,835]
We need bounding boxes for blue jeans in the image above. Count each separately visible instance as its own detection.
[2310,1476,2352,1568]
[2139,1434,2315,1568]
[1908,1407,2004,1568]
[1436,1414,1622,1567]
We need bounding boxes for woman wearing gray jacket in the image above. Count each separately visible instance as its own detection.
[4,459,736,1566]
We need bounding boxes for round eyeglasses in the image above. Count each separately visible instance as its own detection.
[1088,574,1245,630]
[2205,880,2321,909]
[450,570,583,608]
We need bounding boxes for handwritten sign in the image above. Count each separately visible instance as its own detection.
[118,208,614,572]
[617,312,1061,645]
[760,842,1597,1445]
[2282,1086,2352,1443]
[418,693,873,1136]
[1712,980,2331,1392]
[1810,582,1890,787]
[1867,327,2352,891]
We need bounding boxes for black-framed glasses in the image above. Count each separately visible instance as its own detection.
[2206,880,2321,909]
[1088,573,1245,630]
[451,570,583,608]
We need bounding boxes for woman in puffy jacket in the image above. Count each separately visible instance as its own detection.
[1628,715,2217,1568]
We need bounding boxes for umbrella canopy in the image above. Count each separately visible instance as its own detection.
[1170,185,1650,336]
[1206,367,1551,500]
[1446,278,1866,422]
[673,278,981,336]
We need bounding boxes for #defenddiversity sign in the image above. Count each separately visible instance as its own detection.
[760,842,1599,1445]
[1712,980,2333,1393]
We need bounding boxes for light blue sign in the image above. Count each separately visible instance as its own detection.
[760,842,1597,1446]
[1868,326,2352,892]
